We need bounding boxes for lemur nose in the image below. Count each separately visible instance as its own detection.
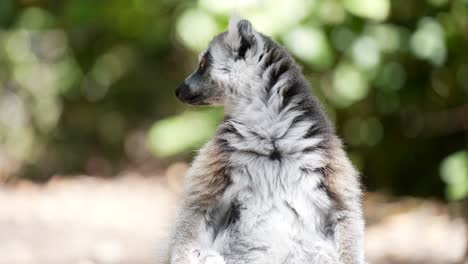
[175,83,188,99]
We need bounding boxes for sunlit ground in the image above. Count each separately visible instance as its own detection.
[1,167,466,264]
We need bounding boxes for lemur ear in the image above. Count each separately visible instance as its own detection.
[227,17,258,58]
[236,19,254,43]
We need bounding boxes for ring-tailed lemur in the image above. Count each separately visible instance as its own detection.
[168,17,365,264]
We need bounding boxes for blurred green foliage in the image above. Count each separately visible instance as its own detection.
[441,150,468,201]
[0,0,467,200]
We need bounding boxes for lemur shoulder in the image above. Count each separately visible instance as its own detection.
[167,18,365,264]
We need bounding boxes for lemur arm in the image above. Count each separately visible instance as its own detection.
[169,141,230,264]
[325,137,366,264]
[334,207,366,264]
[169,204,207,264]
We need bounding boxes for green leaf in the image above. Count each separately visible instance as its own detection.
[343,0,390,21]
[440,151,468,201]
[147,109,223,157]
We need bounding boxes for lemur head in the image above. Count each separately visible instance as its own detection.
[175,17,268,106]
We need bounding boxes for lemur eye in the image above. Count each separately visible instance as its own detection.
[199,56,207,69]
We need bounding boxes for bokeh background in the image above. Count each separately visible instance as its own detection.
[0,0,467,263]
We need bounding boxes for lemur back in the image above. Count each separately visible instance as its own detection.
[168,18,365,264]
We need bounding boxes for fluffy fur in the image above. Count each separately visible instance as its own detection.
[169,17,365,264]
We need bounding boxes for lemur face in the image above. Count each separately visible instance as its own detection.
[175,18,265,106]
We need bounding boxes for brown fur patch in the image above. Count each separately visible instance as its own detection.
[185,141,232,210]
[322,135,362,211]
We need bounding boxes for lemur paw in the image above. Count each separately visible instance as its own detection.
[189,249,226,264]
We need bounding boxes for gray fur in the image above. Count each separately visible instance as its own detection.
[170,17,365,264]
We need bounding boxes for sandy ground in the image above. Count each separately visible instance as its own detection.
[0,166,466,264]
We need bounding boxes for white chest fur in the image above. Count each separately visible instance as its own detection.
[205,152,337,264]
